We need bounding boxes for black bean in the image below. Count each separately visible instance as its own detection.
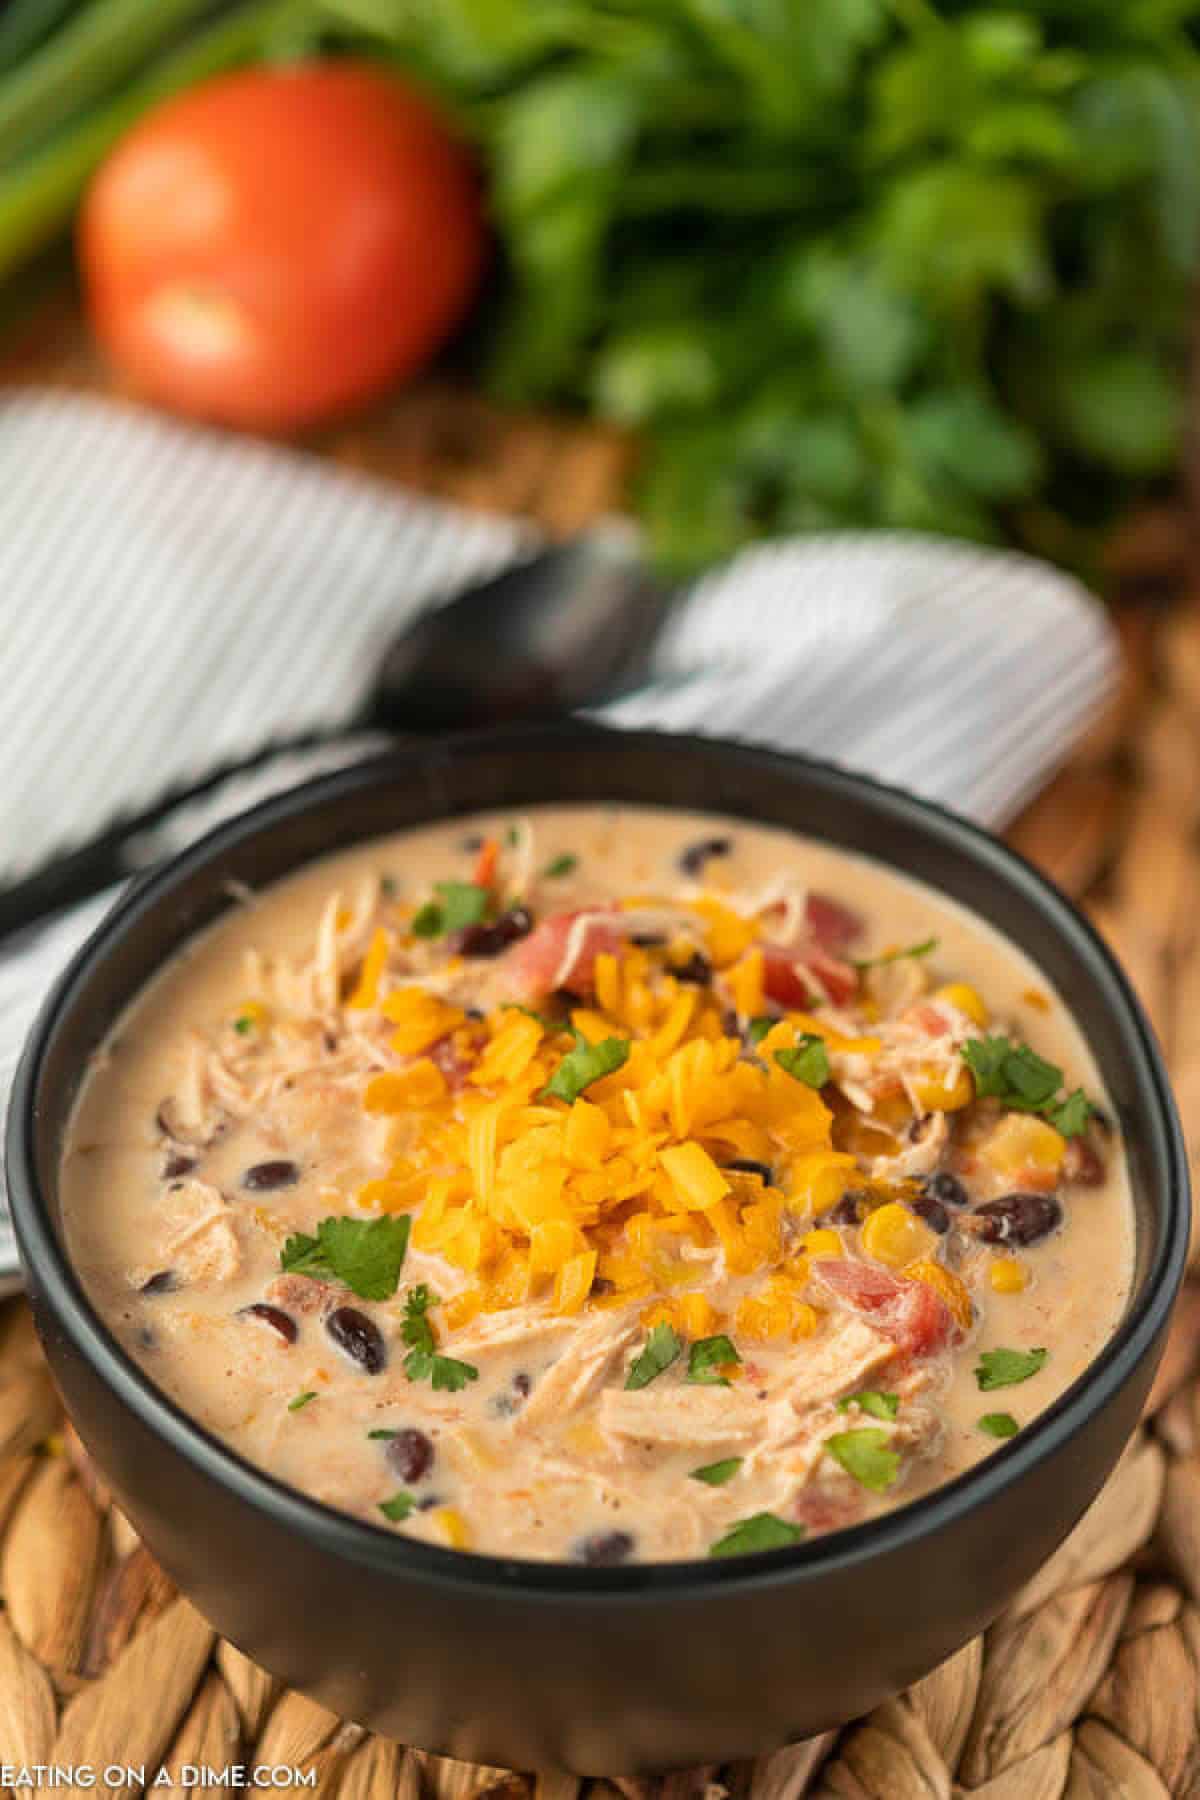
[631,932,666,948]
[679,837,733,877]
[724,1157,774,1185]
[326,1306,386,1374]
[909,1193,950,1235]
[826,1190,867,1226]
[239,1302,298,1344]
[673,951,712,987]
[924,1171,969,1209]
[974,1192,1063,1247]
[416,1493,441,1511]
[554,987,583,1009]
[140,1269,179,1296]
[512,1370,532,1398]
[575,1529,635,1566]
[1063,1138,1106,1187]
[590,1276,616,1297]
[490,1369,533,1418]
[465,1007,485,1021]
[137,1327,157,1350]
[454,906,533,958]
[242,1160,300,1191]
[162,1150,196,1180]
[386,1428,435,1483]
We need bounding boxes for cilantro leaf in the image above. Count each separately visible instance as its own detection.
[774,1034,831,1088]
[979,1412,1020,1438]
[747,1016,775,1045]
[540,1030,630,1104]
[280,1215,410,1301]
[854,937,938,972]
[399,1285,478,1392]
[379,1491,417,1522]
[543,853,578,878]
[687,1334,741,1386]
[975,1347,1048,1391]
[367,1428,397,1439]
[709,1513,805,1558]
[233,1014,255,1035]
[826,1428,901,1494]
[691,1456,743,1486]
[625,1322,682,1390]
[287,1390,317,1412]
[837,1390,899,1421]
[961,1035,1093,1136]
[410,881,489,940]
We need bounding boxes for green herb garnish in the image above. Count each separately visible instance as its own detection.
[379,1491,417,1522]
[506,825,520,847]
[691,1457,744,1486]
[367,1428,397,1439]
[825,1428,901,1494]
[540,1029,630,1104]
[961,1035,1092,1137]
[979,1412,1020,1438]
[287,1390,317,1412]
[774,1034,831,1088]
[975,1347,1048,1391]
[709,1513,805,1558]
[233,1014,254,1035]
[625,1322,682,1390]
[411,880,490,940]
[837,1390,899,1421]
[747,1016,775,1045]
[380,875,397,899]
[400,1284,479,1392]
[280,1214,410,1301]
[854,937,939,972]
[543,853,578,878]
[687,1334,741,1386]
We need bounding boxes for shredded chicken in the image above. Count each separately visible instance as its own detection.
[517,1315,638,1430]
[598,1385,764,1450]
[786,1314,897,1412]
[868,1109,949,1181]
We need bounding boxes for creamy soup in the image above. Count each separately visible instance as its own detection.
[62,806,1132,1563]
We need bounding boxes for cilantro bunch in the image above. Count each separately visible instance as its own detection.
[323,0,1200,572]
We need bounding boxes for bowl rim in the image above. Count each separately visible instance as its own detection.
[6,721,1190,1599]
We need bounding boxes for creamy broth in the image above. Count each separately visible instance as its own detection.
[62,807,1133,1563]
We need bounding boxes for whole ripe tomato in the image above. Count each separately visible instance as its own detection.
[78,61,485,431]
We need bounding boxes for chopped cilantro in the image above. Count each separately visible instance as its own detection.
[380,875,397,899]
[746,1016,775,1045]
[400,1285,479,1393]
[233,1014,254,1035]
[366,1428,397,1440]
[379,1491,417,1522]
[691,1456,743,1486]
[287,1390,317,1412]
[280,1214,410,1301]
[540,1029,630,1104]
[826,1428,901,1494]
[979,1412,1020,1438]
[774,1034,831,1088]
[961,1035,1092,1137]
[411,902,442,938]
[411,880,491,940]
[709,1512,805,1557]
[837,1390,899,1421]
[853,937,939,972]
[506,825,520,846]
[687,1334,741,1386]
[625,1322,681,1390]
[544,853,578,879]
[975,1347,1048,1391]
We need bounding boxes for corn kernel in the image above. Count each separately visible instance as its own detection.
[434,1507,471,1550]
[934,982,988,1028]
[802,1227,843,1259]
[989,1255,1029,1294]
[791,1302,822,1339]
[906,1258,973,1329]
[860,1202,938,1270]
[911,1063,974,1112]
[980,1114,1066,1187]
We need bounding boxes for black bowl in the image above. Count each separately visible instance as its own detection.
[6,725,1189,1773]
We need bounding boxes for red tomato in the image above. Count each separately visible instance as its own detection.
[804,892,863,953]
[761,944,858,1009]
[506,911,624,1003]
[813,1260,954,1357]
[79,61,485,430]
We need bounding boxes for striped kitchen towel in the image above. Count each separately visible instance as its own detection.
[0,390,1117,1289]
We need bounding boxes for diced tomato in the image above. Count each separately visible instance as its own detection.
[813,1259,955,1357]
[504,910,624,1002]
[761,944,858,1010]
[792,1485,866,1535]
[905,1003,952,1038]
[804,893,863,953]
[472,837,500,891]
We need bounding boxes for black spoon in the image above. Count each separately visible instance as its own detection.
[0,530,675,941]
